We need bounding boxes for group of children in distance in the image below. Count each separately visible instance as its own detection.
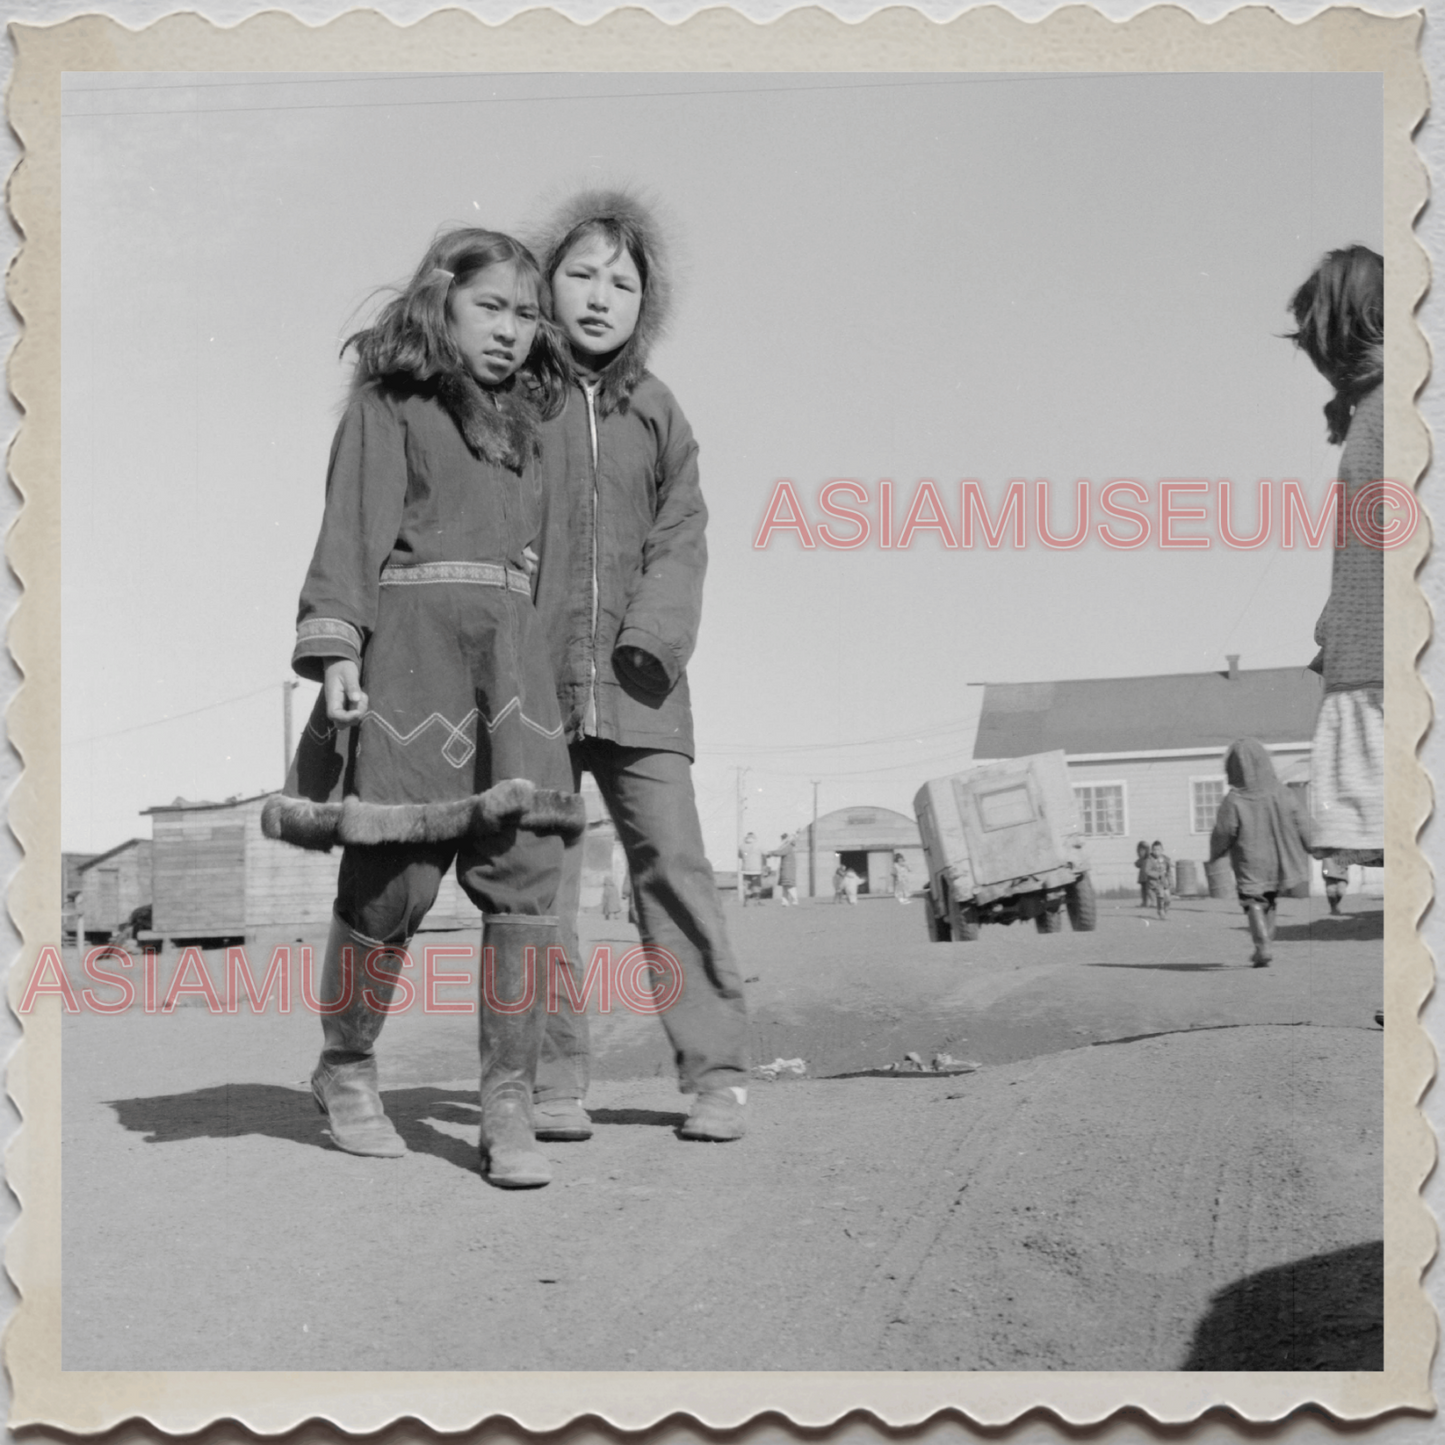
[263,189,748,1189]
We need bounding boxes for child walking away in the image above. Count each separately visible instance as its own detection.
[263,229,585,1188]
[529,188,751,1145]
[1209,738,1313,967]
[1143,841,1172,918]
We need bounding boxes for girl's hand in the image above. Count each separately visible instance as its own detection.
[324,659,368,725]
[613,645,669,695]
[520,545,539,579]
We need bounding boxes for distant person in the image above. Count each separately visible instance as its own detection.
[740,832,764,906]
[1135,840,1151,908]
[841,867,863,905]
[1287,246,1385,874]
[892,852,912,904]
[774,834,799,906]
[600,874,622,920]
[265,228,583,1188]
[833,863,848,904]
[1321,855,1349,915]
[1143,841,1172,918]
[1209,738,1313,967]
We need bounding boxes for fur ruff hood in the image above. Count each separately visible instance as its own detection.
[529,187,673,417]
[262,777,586,852]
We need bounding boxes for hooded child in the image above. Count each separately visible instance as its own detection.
[528,188,751,1145]
[1209,738,1313,967]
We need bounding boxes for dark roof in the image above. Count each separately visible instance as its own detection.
[973,666,1322,759]
[141,792,273,816]
[77,838,151,871]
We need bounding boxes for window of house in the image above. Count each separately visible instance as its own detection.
[1074,783,1126,836]
[1191,776,1227,833]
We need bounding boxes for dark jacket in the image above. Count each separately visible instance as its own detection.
[1209,738,1313,896]
[532,373,707,756]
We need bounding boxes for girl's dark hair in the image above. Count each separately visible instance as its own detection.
[345,228,568,419]
[1287,245,1384,445]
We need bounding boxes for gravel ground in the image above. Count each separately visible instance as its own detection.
[59,893,1382,1371]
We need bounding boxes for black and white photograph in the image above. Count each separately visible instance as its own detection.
[4,3,1435,1433]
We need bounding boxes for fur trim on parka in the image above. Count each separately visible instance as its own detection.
[529,187,673,418]
[261,777,587,853]
[361,371,542,474]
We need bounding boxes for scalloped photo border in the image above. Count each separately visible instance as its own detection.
[4,3,1433,1433]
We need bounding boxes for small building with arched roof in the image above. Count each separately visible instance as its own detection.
[792,805,925,899]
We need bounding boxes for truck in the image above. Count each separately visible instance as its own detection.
[913,750,1097,942]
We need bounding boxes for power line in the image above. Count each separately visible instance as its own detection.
[61,681,294,748]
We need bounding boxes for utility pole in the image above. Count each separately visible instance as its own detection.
[735,767,749,905]
[282,679,299,784]
[810,779,821,900]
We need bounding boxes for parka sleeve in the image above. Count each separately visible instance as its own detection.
[613,396,708,694]
[1208,796,1239,863]
[291,392,408,682]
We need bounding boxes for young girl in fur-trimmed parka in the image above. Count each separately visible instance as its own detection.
[528,190,752,1144]
[263,228,586,1189]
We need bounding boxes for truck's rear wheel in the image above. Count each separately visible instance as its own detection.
[951,902,981,942]
[1035,904,1065,934]
[1066,874,1098,931]
[926,903,951,942]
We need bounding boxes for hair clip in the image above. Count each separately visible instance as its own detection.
[432,267,455,282]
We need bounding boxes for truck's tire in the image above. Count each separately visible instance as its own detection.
[952,902,981,942]
[926,903,951,943]
[1035,904,1065,934]
[1066,874,1098,932]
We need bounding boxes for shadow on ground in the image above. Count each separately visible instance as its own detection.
[1273,910,1384,944]
[1182,1240,1383,1370]
[108,1083,487,1172]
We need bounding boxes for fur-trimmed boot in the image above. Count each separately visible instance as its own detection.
[478,916,553,1189]
[310,914,408,1157]
[1245,902,1273,968]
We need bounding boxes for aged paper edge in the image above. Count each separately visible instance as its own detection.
[3,2,1433,1433]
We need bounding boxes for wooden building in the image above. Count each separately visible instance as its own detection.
[971,661,1350,895]
[61,851,96,942]
[76,840,152,943]
[142,794,488,944]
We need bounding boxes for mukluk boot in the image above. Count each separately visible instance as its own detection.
[478,915,554,1188]
[310,913,408,1158]
[1245,902,1273,967]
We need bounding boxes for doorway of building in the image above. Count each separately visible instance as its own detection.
[838,849,871,895]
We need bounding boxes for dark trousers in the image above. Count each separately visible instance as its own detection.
[537,739,750,1098]
[336,828,564,944]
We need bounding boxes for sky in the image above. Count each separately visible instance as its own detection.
[60,70,1382,863]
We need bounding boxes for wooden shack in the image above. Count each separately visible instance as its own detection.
[77,840,152,942]
[62,851,96,941]
[143,793,488,943]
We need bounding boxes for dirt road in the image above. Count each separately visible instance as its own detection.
[59,893,1382,1371]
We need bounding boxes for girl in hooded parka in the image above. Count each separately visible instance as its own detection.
[529,189,751,1145]
[263,228,585,1189]
[1209,738,1313,967]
